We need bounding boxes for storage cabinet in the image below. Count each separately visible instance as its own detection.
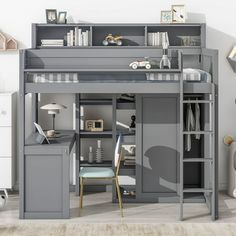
[136,94,179,201]
[0,158,12,188]
[23,131,75,219]
[25,155,64,213]
[0,92,16,190]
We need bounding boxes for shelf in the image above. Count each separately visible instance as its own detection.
[183,100,213,104]
[183,188,212,193]
[183,131,213,135]
[36,45,201,49]
[119,168,135,176]
[80,99,112,105]
[117,101,135,110]
[119,162,136,175]
[183,193,205,203]
[33,23,205,49]
[80,160,112,167]
[80,130,113,138]
[183,158,212,163]
[24,68,182,73]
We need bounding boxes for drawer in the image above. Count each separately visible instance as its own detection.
[0,95,12,126]
[0,157,12,189]
[0,127,12,156]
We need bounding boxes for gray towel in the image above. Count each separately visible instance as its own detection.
[185,103,195,152]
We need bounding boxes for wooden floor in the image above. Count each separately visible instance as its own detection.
[0,192,236,235]
[0,191,236,223]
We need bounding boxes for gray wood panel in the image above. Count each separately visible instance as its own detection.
[25,154,63,212]
[25,82,214,94]
[136,95,179,200]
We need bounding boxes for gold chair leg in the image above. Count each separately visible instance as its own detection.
[115,177,123,217]
[79,177,84,209]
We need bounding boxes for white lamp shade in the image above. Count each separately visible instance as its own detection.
[40,103,67,114]
[41,103,67,110]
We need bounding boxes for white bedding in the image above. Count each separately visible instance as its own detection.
[146,68,212,83]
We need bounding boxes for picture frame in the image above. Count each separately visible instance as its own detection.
[46,9,57,24]
[172,5,186,23]
[160,11,172,24]
[57,11,67,24]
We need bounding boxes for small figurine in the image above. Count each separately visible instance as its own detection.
[129,57,151,70]
[102,34,123,46]
[130,115,136,129]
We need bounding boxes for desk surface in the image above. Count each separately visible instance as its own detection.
[25,130,75,154]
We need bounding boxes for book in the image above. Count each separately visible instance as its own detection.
[74,27,78,46]
[157,32,160,46]
[41,39,63,43]
[82,31,89,46]
[85,30,89,46]
[78,28,82,46]
[152,32,155,46]
[70,30,74,46]
[67,33,71,46]
[41,44,64,47]
[147,33,153,46]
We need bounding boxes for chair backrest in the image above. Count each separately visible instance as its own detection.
[114,134,122,168]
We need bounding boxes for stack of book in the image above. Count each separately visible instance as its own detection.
[41,39,64,47]
[123,155,135,166]
[147,32,169,46]
[67,27,90,46]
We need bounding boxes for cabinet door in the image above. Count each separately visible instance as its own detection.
[0,95,12,127]
[0,127,12,156]
[25,155,64,213]
[0,157,12,188]
[136,95,179,200]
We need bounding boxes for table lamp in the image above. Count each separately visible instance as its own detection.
[40,103,67,133]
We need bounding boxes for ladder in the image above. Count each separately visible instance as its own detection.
[179,74,216,220]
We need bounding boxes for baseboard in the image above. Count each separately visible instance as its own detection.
[219,182,227,191]
[11,181,229,193]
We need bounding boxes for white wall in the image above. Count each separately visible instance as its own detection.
[0,0,236,189]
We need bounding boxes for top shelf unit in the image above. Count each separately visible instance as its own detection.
[32,23,206,49]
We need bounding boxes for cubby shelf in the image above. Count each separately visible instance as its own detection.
[80,99,112,105]
[117,101,135,110]
[119,162,136,176]
[32,23,205,49]
[80,130,113,138]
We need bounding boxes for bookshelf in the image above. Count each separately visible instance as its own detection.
[32,23,205,49]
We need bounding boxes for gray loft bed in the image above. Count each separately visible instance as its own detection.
[19,23,218,221]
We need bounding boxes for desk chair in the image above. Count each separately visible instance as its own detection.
[79,135,124,217]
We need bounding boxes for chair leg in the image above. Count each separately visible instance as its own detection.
[79,177,84,209]
[115,177,123,217]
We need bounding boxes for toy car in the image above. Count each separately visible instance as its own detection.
[129,59,151,70]
[102,34,123,46]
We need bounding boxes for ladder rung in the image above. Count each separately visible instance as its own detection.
[183,188,212,193]
[183,158,213,163]
[183,100,214,104]
[183,131,213,135]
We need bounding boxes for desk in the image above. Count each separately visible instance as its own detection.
[23,131,75,219]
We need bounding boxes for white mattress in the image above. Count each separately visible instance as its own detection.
[146,68,212,83]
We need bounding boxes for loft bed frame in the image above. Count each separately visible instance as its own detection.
[19,23,218,220]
